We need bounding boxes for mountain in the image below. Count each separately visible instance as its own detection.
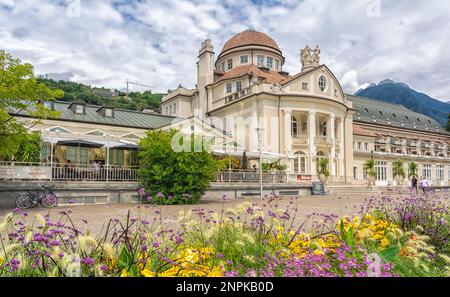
[37,77,165,113]
[355,80,450,126]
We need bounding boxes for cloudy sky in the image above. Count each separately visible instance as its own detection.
[1,0,449,100]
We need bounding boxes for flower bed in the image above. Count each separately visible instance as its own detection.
[0,192,449,277]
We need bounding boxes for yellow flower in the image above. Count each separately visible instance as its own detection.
[141,268,155,277]
[120,269,129,277]
[314,249,324,255]
[207,266,224,277]
[380,238,389,248]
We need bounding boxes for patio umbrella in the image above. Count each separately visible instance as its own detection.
[242,151,248,170]
[56,139,104,148]
[111,143,139,150]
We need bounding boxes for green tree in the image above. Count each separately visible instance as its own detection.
[138,129,218,205]
[446,113,450,132]
[0,51,62,160]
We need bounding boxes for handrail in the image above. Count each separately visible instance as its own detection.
[0,162,140,181]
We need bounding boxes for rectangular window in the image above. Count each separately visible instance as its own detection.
[293,155,307,174]
[302,82,309,90]
[226,82,232,94]
[75,105,84,114]
[257,55,264,67]
[275,59,280,70]
[165,107,169,115]
[422,164,432,180]
[221,62,225,71]
[353,166,358,180]
[376,161,387,181]
[363,168,368,180]
[105,108,113,117]
[300,156,306,173]
[436,165,444,181]
[267,57,273,69]
[240,55,248,64]
[236,81,242,92]
[357,142,362,150]
[364,143,369,151]
[227,59,233,70]
[173,103,177,114]
[291,122,298,138]
[169,105,172,115]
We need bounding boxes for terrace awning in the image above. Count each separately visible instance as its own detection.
[212,149,296,160]
[111,143,139,150]
[56,139,104,148]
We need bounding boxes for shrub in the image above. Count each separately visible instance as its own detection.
[138,129,218,204]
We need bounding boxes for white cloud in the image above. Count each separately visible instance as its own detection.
[0,0,449,101]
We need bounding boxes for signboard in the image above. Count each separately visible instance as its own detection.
[297,175,312,181]
[311,181,325,195]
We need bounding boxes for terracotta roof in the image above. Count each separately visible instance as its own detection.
[353,124,376,137]
[213,64,290,85]
[220,30,281,55]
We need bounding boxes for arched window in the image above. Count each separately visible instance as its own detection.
[318,75,327,92]
[293,152,307,174]
[291,116,298,138]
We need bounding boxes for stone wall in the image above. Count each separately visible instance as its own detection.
[0,181,313,209]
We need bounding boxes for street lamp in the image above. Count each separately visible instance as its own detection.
[256,127,265,200]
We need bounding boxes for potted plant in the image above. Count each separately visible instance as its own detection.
[392,159,405,186]
[317,158,329,184]
[408,161,417,178]
[363,159,376,188]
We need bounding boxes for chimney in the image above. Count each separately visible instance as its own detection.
[197,39,214,119]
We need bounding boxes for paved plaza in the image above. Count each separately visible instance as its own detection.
[0,193,378,235]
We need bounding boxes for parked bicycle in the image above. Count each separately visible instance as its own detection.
[15,185,58,209]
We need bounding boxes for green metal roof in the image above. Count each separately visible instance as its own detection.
[14,101,180,129]
[347,94,449,135]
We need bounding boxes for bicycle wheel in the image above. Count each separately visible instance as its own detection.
[16,193,33,209]
[41,193,58,208]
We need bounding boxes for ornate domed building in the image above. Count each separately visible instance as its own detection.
[162,30,450,186]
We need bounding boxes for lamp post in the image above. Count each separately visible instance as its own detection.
[256,127,264,200]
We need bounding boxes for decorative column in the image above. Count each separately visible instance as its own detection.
[308,111,317,176]
[337,118,345,179]
[283,110,292,153]
[283,110,292,174]
[329,114,336,179]
[250,101,258,152]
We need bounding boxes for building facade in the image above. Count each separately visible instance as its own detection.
[161,29,450,186]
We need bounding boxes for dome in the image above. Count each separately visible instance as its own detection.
[219,29,282,56]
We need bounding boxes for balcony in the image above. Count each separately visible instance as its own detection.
[292,135,309,145]
[224,87,253,104]
[315,135,333,146]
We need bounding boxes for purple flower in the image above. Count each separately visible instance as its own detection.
[225,270,238,277]
[81,257,96,267]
